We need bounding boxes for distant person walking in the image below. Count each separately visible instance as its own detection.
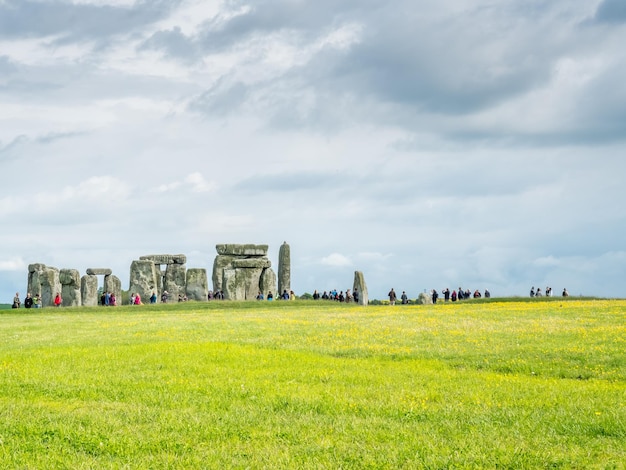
[388,288,397,305]
[401,291,408,304]
[562,288,569,297]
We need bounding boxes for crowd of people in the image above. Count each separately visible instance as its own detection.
[386,287,491,304]
[306,288,361,303]
[530,286,569,297]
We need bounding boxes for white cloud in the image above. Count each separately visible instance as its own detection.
[321,253,352,267]
[0,257,25,272]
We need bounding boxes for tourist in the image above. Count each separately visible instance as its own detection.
[401,291,408,304]
[267,291,274,301]
[530,287,535,297]
[24,293,33,309]
[443,288,450,301]
[484,289,491,298]
[353,288,359,304]
[338,291,345,302]
[161,291,169,303]
[12,292,21,309]
[256,291,264,300]
[290,290,295,300]
[562,288,569,297]
[110,293,117,306]
[545,287,552,297]
[345,289,352,302]
[313,290,320,300]
[432,289,439,304]
[473,290,481,298]
[150,292,157,304]
[451,290,457,302]
[322,291,329,300]
[54,292,62,307]
[388,288,397,305]
[535,288,542,297]
[130,293,136,305]
[281,289,290,300]
[34,294,42,308]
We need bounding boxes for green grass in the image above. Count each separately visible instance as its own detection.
[1,299,625,468]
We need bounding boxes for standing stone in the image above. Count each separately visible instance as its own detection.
[277,242,291,295]
[81,274,99,306]
[222,268,246,300]
[27,263,46,297]
[212,255,235,293]
[353,271,369,306]
[40,266,61,308]
[60,269,81,307]
[186,268,208,301]
[129,260,158,303]
[260,267,277,298]
[104,275,122,305]
[164,264,187,300]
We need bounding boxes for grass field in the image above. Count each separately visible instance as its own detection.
[1,299,625,468]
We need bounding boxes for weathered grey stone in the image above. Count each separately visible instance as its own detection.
[140,254,187,265]
[212,255,235,292]
[86,268,112,276]
[164,264,187,299]
[353,271,369,306]
[27,264,44,297]
[129,260,158,303]
[40,266,61,308]
[216,244,268,256]
[260,267,277,298]
[232,258,272,269]
[60,269,81,307]
[186,268,208,301]
[28,263,46,274]
[416,292,433,305]
[221,267,263,300]
[277,242,291,295]
[104,275,122,305]
[81,274,99,306]
[222,268,245,300]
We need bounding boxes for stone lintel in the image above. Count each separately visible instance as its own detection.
[86,268,113,276]
[216,244,269,256]
[139,254,187,265]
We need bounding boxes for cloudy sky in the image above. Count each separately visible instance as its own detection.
[2,0,626,301]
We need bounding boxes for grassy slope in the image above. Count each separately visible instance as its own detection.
[0,299,624,468]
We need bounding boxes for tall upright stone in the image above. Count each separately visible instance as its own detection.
[39,266,61,307]
[27,263,46,297]
[353,271,369,306]
[81,274,99,306]
[222,268,246,300]
[260,267,277,298]
[104,275,122,304]
[129,259,158,303]
[277,241,291,295]
[60,269,81,307]
[164,264,187,299]
[186,268,208,301]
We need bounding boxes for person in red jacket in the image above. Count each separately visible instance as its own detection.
[54,292,62,307]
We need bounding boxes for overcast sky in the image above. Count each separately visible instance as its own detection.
[2,0,626,301]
